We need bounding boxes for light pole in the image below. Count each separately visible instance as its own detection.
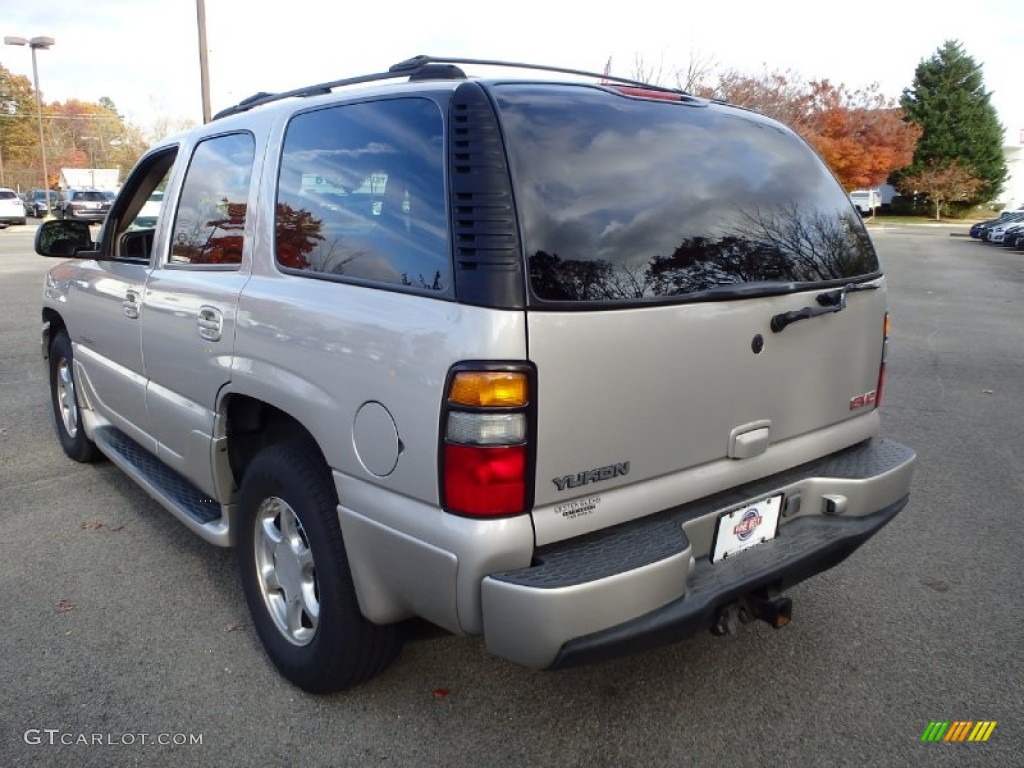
[3,35,54,197]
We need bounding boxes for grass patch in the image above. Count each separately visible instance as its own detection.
[863,215,970,226]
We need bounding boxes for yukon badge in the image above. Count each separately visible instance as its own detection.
[553,462,630,492]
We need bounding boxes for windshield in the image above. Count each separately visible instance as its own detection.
[492,84,879,305]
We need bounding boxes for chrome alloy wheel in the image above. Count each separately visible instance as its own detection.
[254,497,320,646]
[56,358,79,438]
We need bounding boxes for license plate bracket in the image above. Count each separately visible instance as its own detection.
[711,494,783,564]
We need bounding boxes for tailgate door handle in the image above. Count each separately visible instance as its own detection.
[197,306,224,342]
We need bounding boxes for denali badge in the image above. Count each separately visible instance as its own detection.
[553,462,630,491]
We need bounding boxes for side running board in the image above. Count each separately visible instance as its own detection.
[93,427,235,546]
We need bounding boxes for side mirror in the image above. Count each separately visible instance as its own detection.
[35,219,96,258]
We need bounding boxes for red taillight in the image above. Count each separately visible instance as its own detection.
[443,444,526,516]
[440,366,533,517]
[876,313,890,408]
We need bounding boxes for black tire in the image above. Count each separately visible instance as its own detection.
[48,331,102,463]
[238,440,401,693]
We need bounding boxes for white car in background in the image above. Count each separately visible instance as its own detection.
[987,219,1019,243]
[0,187,28,227]
[130,190,165,229]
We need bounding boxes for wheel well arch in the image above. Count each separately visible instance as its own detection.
[221,394,328,487]
[42,308,67,356]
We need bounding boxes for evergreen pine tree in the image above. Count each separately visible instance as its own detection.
[898,40,1006,204]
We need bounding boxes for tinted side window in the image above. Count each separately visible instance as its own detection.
[493,84,879,304]
[275,98,450,293]
[169,133,255,266]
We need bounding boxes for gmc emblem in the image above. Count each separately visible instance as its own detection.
[850,390,877,410]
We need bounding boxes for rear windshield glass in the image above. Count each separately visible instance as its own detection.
[73,191,108,202]
[492,84,879,304]
[0,190,16,200]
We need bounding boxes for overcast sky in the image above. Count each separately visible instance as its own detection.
[3,0,1022,146]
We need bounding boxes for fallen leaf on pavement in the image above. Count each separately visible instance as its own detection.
[81,521,103,530]
[57,599,77,613]
[226,620,245,632]
[432,687,451,700]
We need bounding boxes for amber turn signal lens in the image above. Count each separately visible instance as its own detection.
[449,372,528,407]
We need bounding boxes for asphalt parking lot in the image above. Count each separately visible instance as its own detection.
[1,222,1022,767]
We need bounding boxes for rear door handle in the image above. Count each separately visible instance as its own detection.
[197,306,224,342]
[123,290,141,319]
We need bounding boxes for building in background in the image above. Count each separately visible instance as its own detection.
[58,168,119,191]
[1000,141,1023,210]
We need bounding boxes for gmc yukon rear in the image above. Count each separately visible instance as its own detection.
[37,56,915,692]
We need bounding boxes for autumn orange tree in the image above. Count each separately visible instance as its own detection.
[893,160,984,220]
[0,63,42,190]
[0,57,148,191]
[46,98,148,185]
[799,81,921,191]
[697,70,920,191]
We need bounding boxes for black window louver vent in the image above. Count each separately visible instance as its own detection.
[447,82,524,308]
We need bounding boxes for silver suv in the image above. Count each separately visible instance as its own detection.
[35,56,916,692]
[54,188,113,223]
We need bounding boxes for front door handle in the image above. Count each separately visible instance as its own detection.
[123,290,141,319]
[197,306,224,342]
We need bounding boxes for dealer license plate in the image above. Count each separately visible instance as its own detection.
[711,494,783,564]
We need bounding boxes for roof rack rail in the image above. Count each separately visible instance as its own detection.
[212,54,689,121]
[389,55,689,96]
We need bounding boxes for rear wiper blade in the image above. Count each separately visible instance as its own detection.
[695,281,800,300]
[814,281,879,307]
[770,282,878,333]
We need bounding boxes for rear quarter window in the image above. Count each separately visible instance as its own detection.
[274,97,450,294]
[492,84,878,305]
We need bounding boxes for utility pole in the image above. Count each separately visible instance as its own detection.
[196,0,211,123]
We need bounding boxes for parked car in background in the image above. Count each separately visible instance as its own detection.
[970,209,1024,239]
[969,220,989,239]
[0,188,28,227]
[129,189,164,229]
[999,223,1024,248]
[985,215,1024,243]
[55,188,112,223]
[27,189,58,218]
